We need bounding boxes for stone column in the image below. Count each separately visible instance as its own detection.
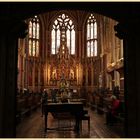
[85,64,88,86]
[22,54,25,90]
[78,30,82,58]
[110,71,115,89]
[44,64,47,86]
[38,62,41,92]
[0,21,28,137]
[24,38,29,89]
[117,68,124,90]
[115,21,140,137]
[91,65,94,87]
[32,60,35,92]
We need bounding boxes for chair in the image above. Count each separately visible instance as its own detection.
[80,110,90,131]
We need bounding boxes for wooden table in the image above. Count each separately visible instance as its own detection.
[44,102,83,134]
[70,98,86,105]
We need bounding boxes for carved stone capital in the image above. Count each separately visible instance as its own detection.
[114,22,126,39]
[10,21,28,38]
[0,20,28,38]
[114,20,140,39]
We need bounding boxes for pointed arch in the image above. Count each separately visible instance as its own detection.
[51,13,75,55]
[86,13,97,57]
[28,15,40,57]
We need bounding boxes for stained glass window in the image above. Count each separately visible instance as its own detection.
[51,13,75,55]
[87,14,97,57]
[29,21,32,38]
[29,40,32,56]
[28,15,40,57]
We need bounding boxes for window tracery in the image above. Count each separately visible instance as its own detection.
[87,14,97,57]
[51,13,75,55]
[28,15,40,57]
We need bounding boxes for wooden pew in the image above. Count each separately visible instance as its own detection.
[16,93,41,124]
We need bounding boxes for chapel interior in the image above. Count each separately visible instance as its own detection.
[1,2,140,138]
[16,9,124,138]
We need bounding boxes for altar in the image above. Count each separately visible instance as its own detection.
[47,31,81,88]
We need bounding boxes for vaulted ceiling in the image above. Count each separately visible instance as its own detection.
[0,2,140,23]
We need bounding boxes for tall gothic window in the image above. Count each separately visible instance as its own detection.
[28,15,40,57]
[87,14,97,57]
[51,13,75,55]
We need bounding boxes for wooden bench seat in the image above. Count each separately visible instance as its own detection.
[80,110,90,131]
[81,114,90,130]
